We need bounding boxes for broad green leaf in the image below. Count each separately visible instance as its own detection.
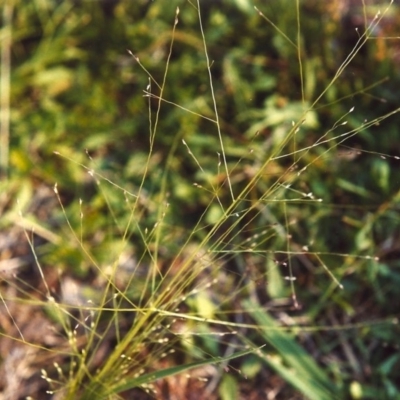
[219,373,239,400]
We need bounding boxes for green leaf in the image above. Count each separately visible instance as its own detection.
[219,373,239,400]
[242,299,340,400]
[336,179,376,199]
[96,347,260,399]
[372,158,390,192]
[267,257,285,298]
[379,353,400,376]
[241,355,262,379]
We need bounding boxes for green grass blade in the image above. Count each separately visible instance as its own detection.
[243,299,340,400]
[92,347,259,399]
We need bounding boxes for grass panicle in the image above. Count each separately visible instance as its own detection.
[1,1,400,399]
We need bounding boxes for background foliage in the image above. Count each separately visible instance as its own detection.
[1,0,400,399]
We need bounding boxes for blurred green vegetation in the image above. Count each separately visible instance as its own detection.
[2,0,400,398]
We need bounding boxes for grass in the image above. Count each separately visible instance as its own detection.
[1,0,400,399]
